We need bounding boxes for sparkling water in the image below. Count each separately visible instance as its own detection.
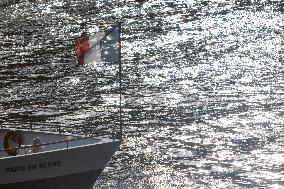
[1,0,284,188]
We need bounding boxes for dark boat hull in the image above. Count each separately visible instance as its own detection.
[0,169,103,189]
[0,135,121,188]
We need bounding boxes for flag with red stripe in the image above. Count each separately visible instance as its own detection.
[74,25,120,65]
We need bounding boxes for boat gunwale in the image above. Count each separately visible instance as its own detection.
[0,128,121,159]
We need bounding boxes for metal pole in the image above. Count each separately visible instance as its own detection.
[118,22,123,140]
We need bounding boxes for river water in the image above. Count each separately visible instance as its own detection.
[1,0,284,188]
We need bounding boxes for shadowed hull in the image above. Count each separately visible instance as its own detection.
[0,169,103,189]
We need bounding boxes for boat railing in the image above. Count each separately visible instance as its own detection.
[0,134,107,157]
[0,121,116,138]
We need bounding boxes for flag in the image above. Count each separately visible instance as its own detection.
[74,25,121,65]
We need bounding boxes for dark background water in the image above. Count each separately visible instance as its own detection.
[1,0,284,188]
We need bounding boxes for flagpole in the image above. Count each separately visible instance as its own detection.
[118,22,123,140]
